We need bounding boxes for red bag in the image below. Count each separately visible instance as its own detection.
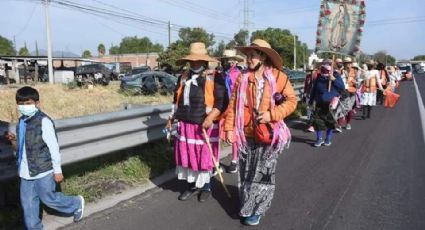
[247,81,275,144]
[384,90,400,108]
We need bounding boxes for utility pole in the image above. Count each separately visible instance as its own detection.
[168,21,171,48]
[242,0,252,44]
[44,0,54,84]
[13,36,17,55]
[293,35,297,70]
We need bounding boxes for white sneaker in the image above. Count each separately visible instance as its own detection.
[335,127,343,133]
[73,195,85,222]
[345,124,352,130]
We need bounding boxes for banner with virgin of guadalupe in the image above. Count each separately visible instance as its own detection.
[315,0,366,56]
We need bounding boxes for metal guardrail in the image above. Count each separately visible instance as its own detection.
[0,84,304,182]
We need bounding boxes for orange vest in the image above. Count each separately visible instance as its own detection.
[346,68,357,93]
[175,70,217,118]
[364,76,377,93]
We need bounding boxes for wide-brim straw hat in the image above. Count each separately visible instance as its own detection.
[177,42,218,65]
[366,60,375,65]
[352,62,360,69]
[343,57,353,63]
[236,39,283,69]
[221,49,244,62]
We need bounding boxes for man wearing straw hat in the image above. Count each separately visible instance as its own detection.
[224,39,297,225]
[168,42,228,202]
[219,49,244,174]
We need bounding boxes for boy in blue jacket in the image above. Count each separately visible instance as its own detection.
[309,61,345,147]
[4,86,84,229]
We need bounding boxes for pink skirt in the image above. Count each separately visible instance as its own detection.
[174,121,220,172]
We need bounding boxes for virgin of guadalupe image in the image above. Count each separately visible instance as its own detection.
[329,2,350,52]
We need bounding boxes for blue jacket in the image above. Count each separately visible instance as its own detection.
[309,72,345,104]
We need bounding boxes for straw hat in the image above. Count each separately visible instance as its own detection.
[343,57,353,63]
[336,58,343,63]
[221,49,244,62]
[352,62,360,69]
[236,39,283,69]
[177,42,218,65]
[366,60,375,65]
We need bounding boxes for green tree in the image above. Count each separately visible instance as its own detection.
[373,51,396,65]
[82,50,92,58]
[157,41,189,73]
[213,40,226,57]
[233,29,249,46]
[109,45,120,55]
[251,28,307,69]
[0,35,15,55]
[18,43,29,56]
[178,27,215,48]
[413,55,425,61]
[119,36,163,53]
[98,43,106,56]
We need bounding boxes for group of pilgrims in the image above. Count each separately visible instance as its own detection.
[165,39,401,226]
[303,57,402,147]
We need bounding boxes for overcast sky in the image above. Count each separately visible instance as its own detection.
[2,0,425,60]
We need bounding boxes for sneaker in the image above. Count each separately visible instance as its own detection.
[73,195,85,222]
[178,188,200,201]
[212,166,223,176]
[335,126,343,133]
[323,140,332,146]
[228,162,238,174]
[198,190,211,202]
[314,138,324,147]
[345,124,351,130]
[244,215,261,226]
[307,126,315,132]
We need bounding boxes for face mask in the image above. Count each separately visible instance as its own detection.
[190,66,205,74]
[18,104,38,117]
[336,63,344,69]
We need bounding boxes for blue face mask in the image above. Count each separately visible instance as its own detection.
[18,104,39,117]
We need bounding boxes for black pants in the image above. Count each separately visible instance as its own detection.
[362,105,372,119]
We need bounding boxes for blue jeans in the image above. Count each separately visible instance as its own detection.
[20,173,80,229]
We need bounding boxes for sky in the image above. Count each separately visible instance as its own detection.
[2,0,425,60]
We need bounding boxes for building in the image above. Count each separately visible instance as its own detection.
[94,53,159,70]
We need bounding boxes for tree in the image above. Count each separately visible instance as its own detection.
[251,28,308,69]
[18,43,29,56]
[157,41,189,73]
[413,55,425,61]
[233,29,249,46]
[0,35,15,55]
[178,27,215,48]
[109,45,120,55]
[82,50,92,58]
[98,43,106,56]
[107,36,163,55]
[373,51,396,65]
[213,40,226,57]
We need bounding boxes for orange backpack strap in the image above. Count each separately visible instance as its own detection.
[204,70,215,114]
[174,71,188,106]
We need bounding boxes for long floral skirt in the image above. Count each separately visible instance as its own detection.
[239,139,280,217]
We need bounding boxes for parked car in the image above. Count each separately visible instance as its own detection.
[74,63,113,86]
[397,62,413,81]
[120,71,177,95]
[283,69,306,83]
[127,66,151,76]
[105,62,131,80]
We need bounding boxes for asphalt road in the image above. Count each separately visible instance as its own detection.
[63,75,425,230]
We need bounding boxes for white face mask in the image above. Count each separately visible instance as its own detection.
[190,66,205,74]
[18,104,39,117]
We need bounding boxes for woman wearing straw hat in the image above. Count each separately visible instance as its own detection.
[168,42,228,202]
[309,60,345,147]
[219,49,244,173]
[360,60,383,119]
[224,39,297,225]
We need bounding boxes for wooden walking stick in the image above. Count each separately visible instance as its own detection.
[328,54,336,92]
[202,128,231,198]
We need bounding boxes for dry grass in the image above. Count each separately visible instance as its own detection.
[0,83,172,123]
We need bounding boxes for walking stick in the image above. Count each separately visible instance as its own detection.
[202,128,231,198]
[328,55,336,92]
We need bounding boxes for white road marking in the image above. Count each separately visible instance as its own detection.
[413,77,425,144]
